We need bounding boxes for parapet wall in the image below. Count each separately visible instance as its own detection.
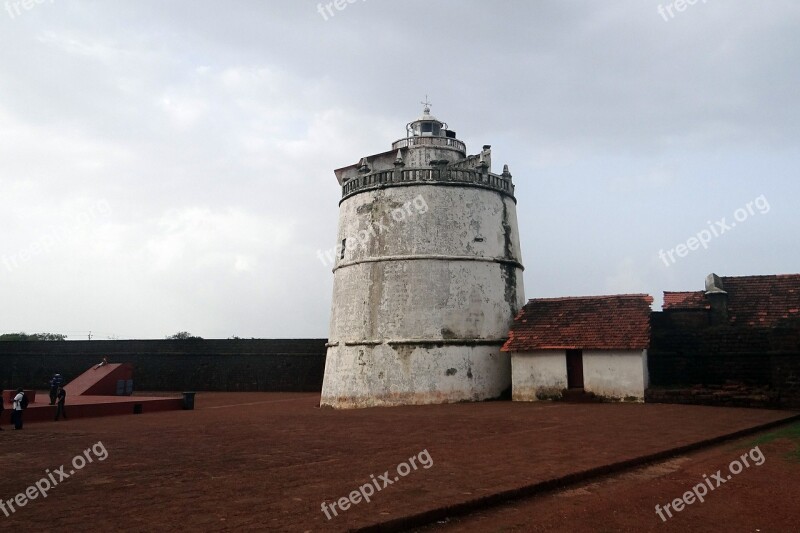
[0,339,327,393]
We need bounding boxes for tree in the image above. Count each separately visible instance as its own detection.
[165,331,203,340]
[0,332,67,341]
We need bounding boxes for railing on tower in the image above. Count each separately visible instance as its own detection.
[390,136,467,153]
[341,167,515,200]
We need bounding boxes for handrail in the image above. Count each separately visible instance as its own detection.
[341,167,515,201]
[391,136,466,152]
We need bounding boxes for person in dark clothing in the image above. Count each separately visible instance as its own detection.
[54,387,67,421]
[49,373,63,405]
[0,389,4,430]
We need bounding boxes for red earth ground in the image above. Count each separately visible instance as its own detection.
[0,392,796,532]
[416,422,800,532]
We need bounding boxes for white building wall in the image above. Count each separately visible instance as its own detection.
[510,350,567,401]
[582,350,647,401]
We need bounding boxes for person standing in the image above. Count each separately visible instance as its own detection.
[11,388,24,430]
[54,386,67,421]
[49,373,63,405]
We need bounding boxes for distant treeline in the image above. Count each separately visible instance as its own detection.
[1,331,204,341]
[0,332,67,341]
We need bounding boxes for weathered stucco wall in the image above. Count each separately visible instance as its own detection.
[322,343,510,407]
[511,349,647,401]
[322,178,524,408]
[510,350,567,401]
[582,350,647,401]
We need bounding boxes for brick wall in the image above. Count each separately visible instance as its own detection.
[0,339,327,392]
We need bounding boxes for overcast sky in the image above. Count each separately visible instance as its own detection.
[1,1,798,340]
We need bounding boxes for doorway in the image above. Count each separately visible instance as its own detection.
[566,349,584,389]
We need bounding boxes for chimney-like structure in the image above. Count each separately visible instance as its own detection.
[704,273,729,325]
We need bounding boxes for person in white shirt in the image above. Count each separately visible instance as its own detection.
[12,388,24,430]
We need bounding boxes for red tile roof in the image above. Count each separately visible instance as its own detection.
[661,274,800,327]
[502,294,653,352]
[663,291,709,310]
[722,274,800,328]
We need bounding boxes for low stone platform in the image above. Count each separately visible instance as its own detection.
[0,390,183,425]
[1,389,36,404]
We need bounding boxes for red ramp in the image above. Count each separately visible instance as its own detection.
[64,363,134,396]
[1,362,184,426]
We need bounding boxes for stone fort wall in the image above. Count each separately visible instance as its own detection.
[647,312,800,408]
[0,339,327,393]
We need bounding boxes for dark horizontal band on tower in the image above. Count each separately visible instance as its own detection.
[332,254,525,273]
[325,339,508,348]
[340,167,516,204]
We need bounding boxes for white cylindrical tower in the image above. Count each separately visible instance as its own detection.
[321,104,525,408]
